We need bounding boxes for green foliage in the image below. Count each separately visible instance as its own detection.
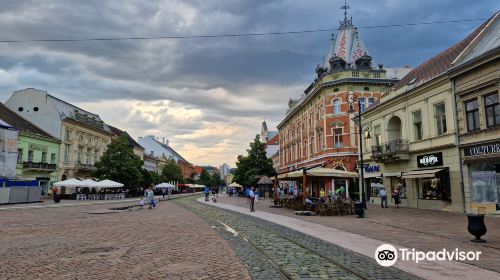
[210,172,223,188]
[160,159,184,184]
[234,134,275,188]
[94,135,143,195]
[198,168,211,187]
[141,169,161,188]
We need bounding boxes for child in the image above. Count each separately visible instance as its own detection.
[139,198,144,210]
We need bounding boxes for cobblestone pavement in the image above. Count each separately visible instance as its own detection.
[175,196,421,280]
[218,196,500,274]
[0,198,251,280]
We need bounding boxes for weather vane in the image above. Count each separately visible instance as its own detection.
[339,0,353,28]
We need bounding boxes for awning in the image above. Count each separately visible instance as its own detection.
[402,168,444,179]
[278,167,359,179]
[277,170,303,179]
[383,172,402,177]
[364,173,382,178]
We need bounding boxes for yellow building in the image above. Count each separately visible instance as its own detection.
[361,15,497,212]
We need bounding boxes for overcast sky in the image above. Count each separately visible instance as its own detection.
[0,0,498,167]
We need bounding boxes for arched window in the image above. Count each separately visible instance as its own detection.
[333,99,341,116]
[359,98,366,113]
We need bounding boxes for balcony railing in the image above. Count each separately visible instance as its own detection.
[371,139,410,162]
[22,161,57,171]
[75,161,97,171]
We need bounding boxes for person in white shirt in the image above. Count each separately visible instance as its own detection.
[379,187,388,208]
[249,187,255,212]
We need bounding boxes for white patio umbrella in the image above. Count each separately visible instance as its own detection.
[98,179,124,188]
[80,179,100,188]
[53,178,82,187]
[154,182,176,189]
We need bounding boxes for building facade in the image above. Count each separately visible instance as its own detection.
[109,125,145,160]
[277,15,404,197]
[5,88,112,180]
[451,12,500,214]
[0,102,60,195]
[361,15,496,212]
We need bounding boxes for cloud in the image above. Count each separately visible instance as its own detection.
[0,0,498,166]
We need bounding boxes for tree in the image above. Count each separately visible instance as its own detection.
[234,134,275,187]
[198,168,211,187]
[142,169,160,188]
[94,135,143,195]
[160,159,184,184]
[210,172,223,188]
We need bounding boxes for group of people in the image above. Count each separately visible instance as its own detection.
[379,185,401,208]
[139,188,156,210]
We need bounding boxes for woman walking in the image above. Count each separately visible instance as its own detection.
[393,186,401,208]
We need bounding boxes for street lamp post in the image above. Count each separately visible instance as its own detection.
[348,95,371,210]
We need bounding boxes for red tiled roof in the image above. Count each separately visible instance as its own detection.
[193,166,204,175]
[394,18,491,90]
[267,133,279,145]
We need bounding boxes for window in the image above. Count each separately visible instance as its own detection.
[364,131,371,152]
[33,107,39,112]
[364,87,370,91]
[50,153,56,164]
[374,72,381,78]
[484,93,500,127]
[465,99,480,131]
[352,71,359,77]
[41,152,47,163]
[419,173,451,201]
[309,137,313,155]
[18,107,23,112]
[28,150,34,162]
[64,144,70,162]
[17,149,23,163]
[333,99,341,115]
[65,129,71,141]
[368,98,375,107]
[333,128,343,148]
[434,103,447,135]
[333,88,339,92]
[359,98,366,113]
[413,111,423,140]
[374,125,381,146]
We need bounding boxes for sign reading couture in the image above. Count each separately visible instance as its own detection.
[464,141,500,157]
[417,152,443,168]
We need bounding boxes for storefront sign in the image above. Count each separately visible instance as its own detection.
[365,165,380,172]
[464,141,500,157]
[325,156,348,168]
[417,152,443,168]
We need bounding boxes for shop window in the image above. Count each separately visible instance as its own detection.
[333,128,343,148]
[465,99,480,131]
[484,93,500,128]
[469,162,500,205]
[434,103,447,135]
[413,110,423,140]
[390,178,407,199]
[333,99,341,115]
[370,179,383,197]
[419,173,451,200]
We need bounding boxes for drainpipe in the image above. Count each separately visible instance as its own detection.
[451,79,466,213]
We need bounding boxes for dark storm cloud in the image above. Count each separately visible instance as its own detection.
[0,0,498,164]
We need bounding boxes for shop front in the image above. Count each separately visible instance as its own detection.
[463,141,500,214]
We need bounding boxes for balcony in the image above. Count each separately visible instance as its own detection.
[75,162,97,171]
[22,161,57,171]
[371,139,410,163]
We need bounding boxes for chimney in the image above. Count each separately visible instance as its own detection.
[162,138,165,144]
[165,139,169,146]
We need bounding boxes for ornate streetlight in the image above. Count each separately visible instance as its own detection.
[348,94,371,212]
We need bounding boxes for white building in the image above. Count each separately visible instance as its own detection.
[137,135,186,163]
[219,163,231,179]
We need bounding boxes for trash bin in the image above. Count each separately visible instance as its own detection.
[54,194,61,203]
[355,202,364,218]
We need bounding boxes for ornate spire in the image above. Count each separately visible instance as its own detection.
[339,0,353,28]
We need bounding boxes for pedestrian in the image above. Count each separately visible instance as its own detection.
[148,189,154,209]
[255,188,259,202]
[319,188,325,199]
[393,186,401,208]
[162,188,166,199]
[249,187,255,212]
[204,186,209,202]
[379,187,388,208]
[139,198,144,210]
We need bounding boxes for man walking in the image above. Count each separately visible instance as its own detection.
[204,186,210,202]
[249,187,255,212]
[379,187,388,208]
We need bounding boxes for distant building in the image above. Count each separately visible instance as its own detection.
[219,163,231,179]
[265,133,280,158]
[0,102,60,195]
[138,135,192,179]
[260,121,278,143]
[5,88,113,180]
[201,166,218,176]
